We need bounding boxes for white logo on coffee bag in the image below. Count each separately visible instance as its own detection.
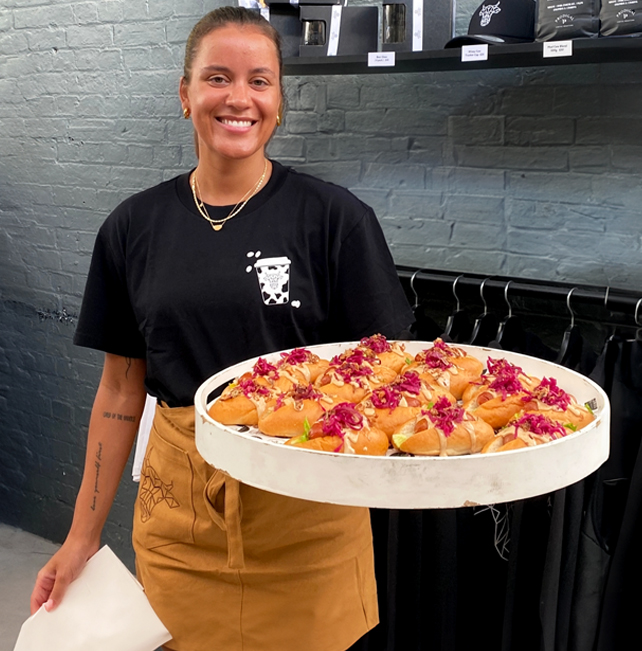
[479,1,501,26]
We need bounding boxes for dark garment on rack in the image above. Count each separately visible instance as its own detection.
[569,335,642,651]
[489,327,590,651]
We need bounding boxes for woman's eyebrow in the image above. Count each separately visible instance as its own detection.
[201,65,276,76]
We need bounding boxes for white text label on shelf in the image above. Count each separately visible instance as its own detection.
[543,40,573,58]
[368,52,396,67]
[461,44,489,62]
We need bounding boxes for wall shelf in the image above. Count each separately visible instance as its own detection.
[283,37,642,75]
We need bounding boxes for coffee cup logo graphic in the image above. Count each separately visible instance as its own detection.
[254,256,292,305]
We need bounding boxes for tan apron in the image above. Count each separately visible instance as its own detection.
[133,403,379,651]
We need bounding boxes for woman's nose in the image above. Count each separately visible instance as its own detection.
[226,82,251,108]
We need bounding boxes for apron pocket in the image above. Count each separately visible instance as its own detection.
[134,424,197,549]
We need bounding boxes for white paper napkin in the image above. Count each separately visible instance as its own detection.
[13,546,172,651]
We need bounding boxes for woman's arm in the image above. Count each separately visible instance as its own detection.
[30,352,147,614]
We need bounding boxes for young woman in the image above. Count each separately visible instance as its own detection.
[31,8,413,651]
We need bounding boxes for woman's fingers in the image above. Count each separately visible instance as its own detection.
[29,541,99,614]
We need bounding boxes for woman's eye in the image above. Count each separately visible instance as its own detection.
[252,79,268,88]
[209,76,227,85]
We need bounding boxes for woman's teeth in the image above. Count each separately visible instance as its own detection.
[221,119,253,127]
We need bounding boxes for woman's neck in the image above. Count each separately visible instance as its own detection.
[194,151,271,207]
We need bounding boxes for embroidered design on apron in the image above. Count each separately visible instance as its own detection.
[138,455,180,522]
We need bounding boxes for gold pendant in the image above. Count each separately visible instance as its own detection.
[213,224,223,231]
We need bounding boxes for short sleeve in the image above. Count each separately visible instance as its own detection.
[328,208,414,341]
[74,216,146,359]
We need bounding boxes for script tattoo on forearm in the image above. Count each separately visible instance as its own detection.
[125,357,132,379]
[90,442,103,511]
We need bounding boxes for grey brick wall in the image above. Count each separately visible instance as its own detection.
[1,0,641,565]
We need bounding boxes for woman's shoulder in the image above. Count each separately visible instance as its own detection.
[109,174,188,218]
[99,173,190,234]
[276,162,370,214]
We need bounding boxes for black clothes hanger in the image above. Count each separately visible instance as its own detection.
[409,270,443,341]
[495,281,526,351]
[442,275,472,343]
[467,278,499,346]
[556,287,583,367]
[635,298,642,343]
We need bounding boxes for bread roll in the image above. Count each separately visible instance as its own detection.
[258,384,333,437]
[392,396,494,456]
[405,338,484,399]
[286,402,389,456]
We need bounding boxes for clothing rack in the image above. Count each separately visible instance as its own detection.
[351,266,642,651]
[396,265,642,321]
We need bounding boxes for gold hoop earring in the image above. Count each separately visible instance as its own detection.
[276,113,282,127]
[183,107,191,120]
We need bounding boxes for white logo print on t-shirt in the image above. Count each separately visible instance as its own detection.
[245,251,300,307]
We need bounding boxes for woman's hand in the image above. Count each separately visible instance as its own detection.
[30,537,100,614]
[30,353,147,614]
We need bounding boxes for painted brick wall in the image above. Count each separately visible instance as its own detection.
[1,0,641,565]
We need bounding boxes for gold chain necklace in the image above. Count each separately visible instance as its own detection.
[190,159,268,231]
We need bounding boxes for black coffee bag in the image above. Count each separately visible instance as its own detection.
[600,0,642,36]
[535,0,600,40]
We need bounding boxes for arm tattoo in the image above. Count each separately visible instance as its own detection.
[125,357,132,379]
[102,411,136,422]
[90,442,103,511]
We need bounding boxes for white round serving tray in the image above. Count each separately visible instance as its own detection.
[194,342,610,509]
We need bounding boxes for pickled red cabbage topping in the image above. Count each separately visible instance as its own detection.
[252,358,278,378]
[331,348,376,367]
[432,338,452,353]
[335,361,374,384]
[280,348,314,365]
[487,357,524,377]
[393,371,422,395]
[321,402,364,437]
[531,377,571,410]
[509,413,568,440]
[238,378,271,398]
[420,347,453,370]
[426,395,464,437]
[291,383,322,402]
[487,358,526,398]
[371,385,402,410]
[360,334,391,353]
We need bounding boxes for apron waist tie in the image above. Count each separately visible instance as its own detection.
[204,471,245,570]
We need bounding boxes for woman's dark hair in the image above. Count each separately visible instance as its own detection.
[183,6,283,87]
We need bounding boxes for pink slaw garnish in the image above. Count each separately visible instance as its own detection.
[424,396,464,437]
[508,413,569,440]
[334,361,374,385]
[419,346,453,370]
[529,377,571,410]
[371,385,402,410]
[280,348,315,365]
[252,358,279,379]
[291,383,323,402]
[360,334,391,354]
[370,372,422,411]
[394,371,422,395]
[486,358,527,398]
[320,403,364,438]
[331,348,376,367]
[238,378,272,398]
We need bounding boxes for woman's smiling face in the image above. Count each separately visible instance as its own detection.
[180,25,281,164]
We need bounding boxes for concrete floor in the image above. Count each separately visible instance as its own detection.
[0,523,60,651]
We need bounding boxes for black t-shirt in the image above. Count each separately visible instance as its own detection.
[74,161,414,407]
